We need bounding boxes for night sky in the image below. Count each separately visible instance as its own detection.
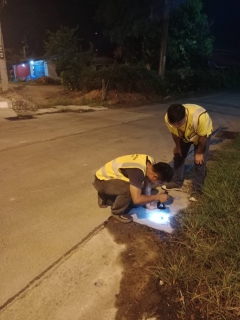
[1,0,240,56]
[202,0,240,51]
[2,0,102,54]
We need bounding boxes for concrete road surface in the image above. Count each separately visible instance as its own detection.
[0,90,239,315]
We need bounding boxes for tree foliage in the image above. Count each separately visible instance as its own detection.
[44,26,81,75]
[96,0,213,70]
[167,0,214,68]
[96,0,163,69]
[44,26,94,89]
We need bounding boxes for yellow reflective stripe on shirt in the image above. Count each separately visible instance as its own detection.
[112,159,121,179]
[100,161,146,180]
[192,107,206,131]
[101,165,112,180]
[205,116,212,131]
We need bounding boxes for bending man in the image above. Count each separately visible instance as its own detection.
[164,104,213,201]
[93,154,173,223]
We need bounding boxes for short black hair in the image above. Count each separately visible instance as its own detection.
[167,104,185,124]
[152,162,173,182]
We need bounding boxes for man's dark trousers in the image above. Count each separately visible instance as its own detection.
[93,177,132,215]
[172,136,211,192]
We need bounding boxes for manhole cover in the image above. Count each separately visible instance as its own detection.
[215,131,240,139]
[5,115,36,121]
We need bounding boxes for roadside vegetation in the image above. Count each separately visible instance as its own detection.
[153,137,240,319]
[61,65,240,96]
[39,0,240,104]
[9,0,240,108]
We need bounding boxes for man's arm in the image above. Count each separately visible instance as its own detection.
[195,135,207,164]
[142,177,157,209]
[172,133,182,156]
[143,177,152,196]
[130,184,168,205]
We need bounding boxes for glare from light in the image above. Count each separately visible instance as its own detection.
[30,61,34,64]
[148,211,170,224]
[22,64,25,67]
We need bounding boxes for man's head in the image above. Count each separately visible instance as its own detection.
[167,104,186,128]
[146,162,173,183]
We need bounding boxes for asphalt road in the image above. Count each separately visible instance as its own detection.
[0,90,239,310]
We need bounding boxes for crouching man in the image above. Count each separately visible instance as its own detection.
[93,154,173,223]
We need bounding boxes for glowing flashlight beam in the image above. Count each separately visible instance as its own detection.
[148,210,170,224]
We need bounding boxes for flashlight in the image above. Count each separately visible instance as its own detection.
[157,189,169,210]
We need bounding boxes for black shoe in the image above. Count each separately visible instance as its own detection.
[98,193,108,208]
[113,213,133,223]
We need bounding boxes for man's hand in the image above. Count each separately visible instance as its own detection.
[195,153,204,165]
[130,185,168,206]
[146,202,158,210]
[173,146,182,157]
[196,135,207,164]
[157,191,168,203]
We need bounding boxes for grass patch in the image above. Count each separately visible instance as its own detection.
[153,137,240,319]
[39,91,97,108]
[42,96,84,107]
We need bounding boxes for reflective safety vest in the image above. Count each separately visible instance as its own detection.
[165,104,213,145]
[95,154,155,181]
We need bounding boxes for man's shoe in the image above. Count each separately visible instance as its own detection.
[162,182,181,190]
[113,213,133,223]
[98,193,108,208]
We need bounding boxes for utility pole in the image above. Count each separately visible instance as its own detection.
[0,0,8,91]
[158,0,170,78]
[22,34,28,58]
[0,22,8,91]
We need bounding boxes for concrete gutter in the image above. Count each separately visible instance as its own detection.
[0,225,125,320]
[0,99,107,119]
[0,96,18,118]
[36,105,108,115]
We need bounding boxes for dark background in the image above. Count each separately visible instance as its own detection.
[1,0,103,54]
[1,0,240,56]
[202,0,240,51]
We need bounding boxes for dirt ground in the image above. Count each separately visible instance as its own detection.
[106,218,205,320]
[13,84,64,107]
[3,83,154,115]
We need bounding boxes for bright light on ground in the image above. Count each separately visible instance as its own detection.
[148,210,170,224]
